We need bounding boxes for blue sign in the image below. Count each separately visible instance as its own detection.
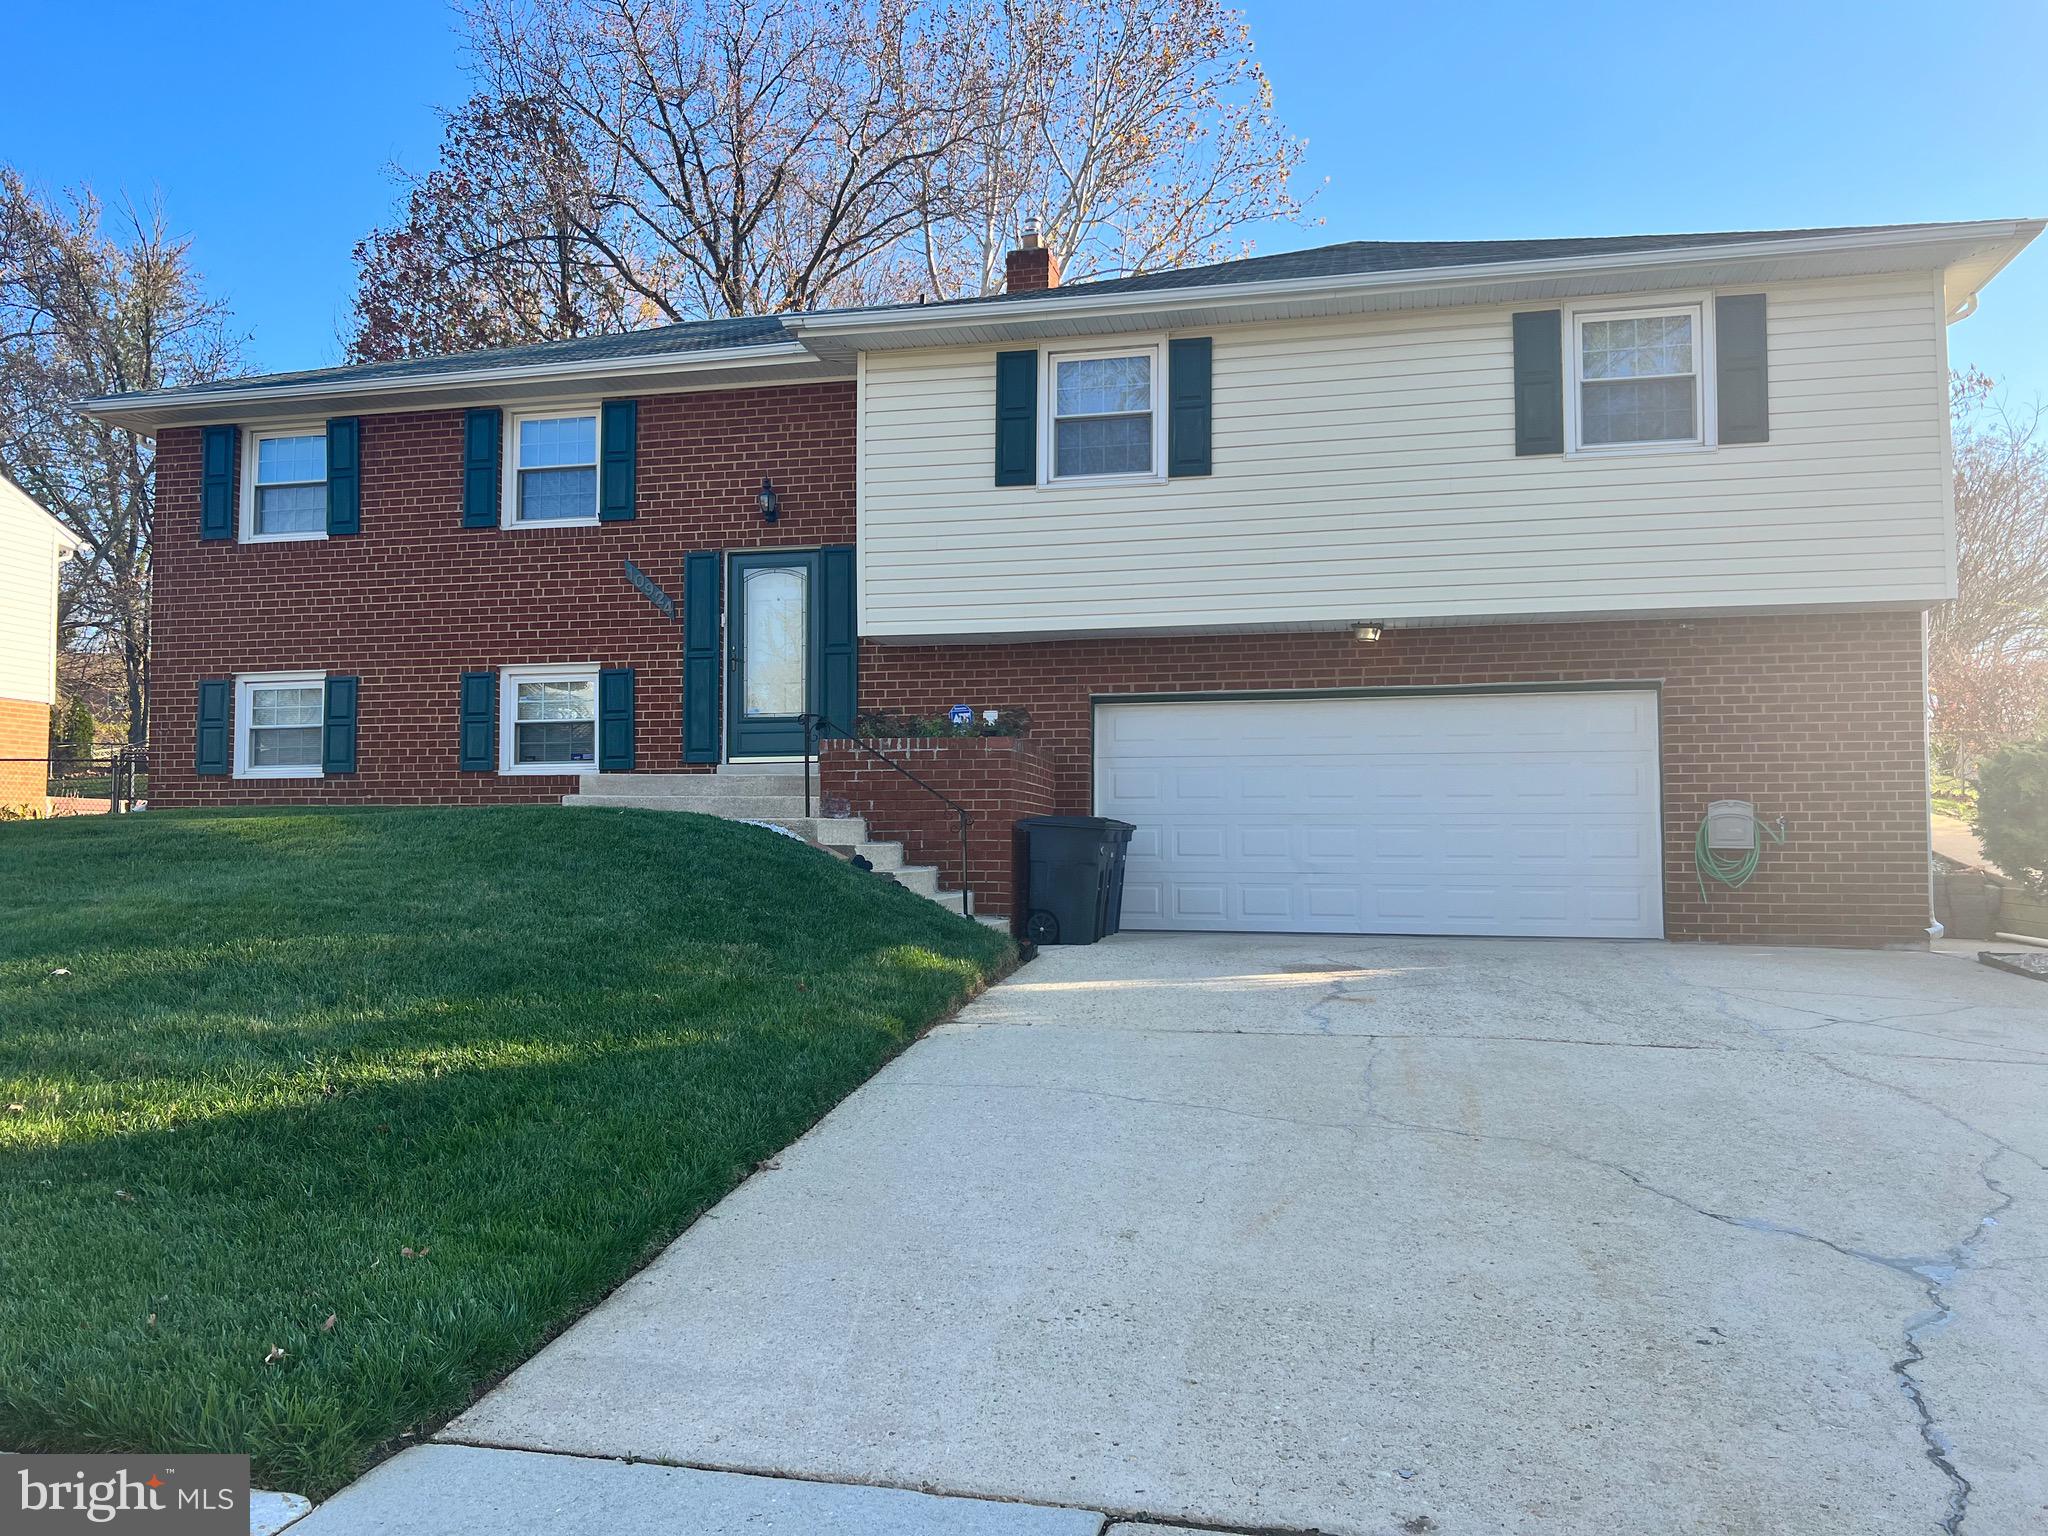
[948,704,973,727]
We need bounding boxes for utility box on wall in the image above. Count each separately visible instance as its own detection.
[1704,799,1758,852]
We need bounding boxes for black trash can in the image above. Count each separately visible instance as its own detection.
[1015,816,1136,946]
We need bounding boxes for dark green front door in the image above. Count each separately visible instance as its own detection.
[726,550,819,758]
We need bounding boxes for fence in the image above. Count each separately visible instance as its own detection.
[0,745,149,818]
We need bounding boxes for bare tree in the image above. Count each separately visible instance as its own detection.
[914,0,1310,300]
[347,0,1307,359]
[1930,369,2048,773]
[0,169,242,741]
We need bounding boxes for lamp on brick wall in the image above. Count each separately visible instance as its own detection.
[758,478,780,524]
[1352,622,1384,643]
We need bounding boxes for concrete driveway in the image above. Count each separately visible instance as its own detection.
[441,935,2048,1535]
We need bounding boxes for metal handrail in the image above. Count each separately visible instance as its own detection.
[798,714,972,908]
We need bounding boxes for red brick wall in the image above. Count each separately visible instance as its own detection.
[150,382,855,806]
[855,612,1932,947]
[818,736,1056,917]
[0,696,48,812]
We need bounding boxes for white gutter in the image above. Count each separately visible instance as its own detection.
[80,338,814,420]
[787,220,2041,339]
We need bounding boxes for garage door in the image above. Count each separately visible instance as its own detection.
[1095,690,1663,939]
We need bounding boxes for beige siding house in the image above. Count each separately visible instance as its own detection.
[0,471,81,812]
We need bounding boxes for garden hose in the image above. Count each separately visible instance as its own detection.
[1695,813,1787,904]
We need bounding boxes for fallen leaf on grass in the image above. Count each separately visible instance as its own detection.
[6,1104,23,1114]
[113,1189,136,1203]
[400,1246,430,1259]
[146,1314,156,1329]
[321,1313,337,1332]
[48,968,70,978]
[263,1345,286,1365]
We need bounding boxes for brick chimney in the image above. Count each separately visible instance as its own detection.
[1004,216,1061,294]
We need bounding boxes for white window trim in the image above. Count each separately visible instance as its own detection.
[233,670,327,779]
[1037,339,1169,487]
[499,662,602,775]
[1562,295,1719,458]
[238,423,330,543]
[501,404,604,528]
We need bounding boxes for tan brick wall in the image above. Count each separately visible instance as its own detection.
[0,695,50,813]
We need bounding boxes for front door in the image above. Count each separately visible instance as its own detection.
[726,550,818,758]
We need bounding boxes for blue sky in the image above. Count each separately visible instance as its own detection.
[3,0,2042,396]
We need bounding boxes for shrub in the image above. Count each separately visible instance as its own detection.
[1974,737,2048,894]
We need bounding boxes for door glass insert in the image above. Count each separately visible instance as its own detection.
[742,566,807,718]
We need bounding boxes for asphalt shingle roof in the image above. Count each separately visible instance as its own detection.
[99,224,1963,403]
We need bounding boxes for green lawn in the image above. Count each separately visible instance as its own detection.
[0,806,1010,1496]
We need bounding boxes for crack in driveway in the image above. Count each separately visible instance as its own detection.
[1352,1031,2019,1536]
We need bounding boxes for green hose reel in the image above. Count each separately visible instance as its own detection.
[1695,800,1787,903]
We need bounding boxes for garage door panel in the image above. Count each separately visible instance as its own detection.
[1096,691,1663,939]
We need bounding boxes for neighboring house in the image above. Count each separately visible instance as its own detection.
[82,218,2041,944]
[0,471,82,813]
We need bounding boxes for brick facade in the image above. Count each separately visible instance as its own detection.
[149,379,1931,947]
[150,382,856,806]
[818,736,1056,917]
[0,695,48,813]
[856,612,1932,948]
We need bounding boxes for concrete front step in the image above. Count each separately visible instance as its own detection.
[581,772,813,799]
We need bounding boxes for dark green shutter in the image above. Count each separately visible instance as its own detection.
[818,544,857,738]
[598,667,636,770]
[326,417,361,535]
[600,399,638,522]
[1167,337,1213,477]
[195,678,230,774]
[1716,294,1769,445]
[683,552,721,764]
[200,426,237,540]
[458,670,497,771]
[322,675,359,774]
[994,350,1037,486]
[463,408,501,528]
[1512,310,1565,456]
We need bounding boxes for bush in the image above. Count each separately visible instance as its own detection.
[1975,738,2048,894]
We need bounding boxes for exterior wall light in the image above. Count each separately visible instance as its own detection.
[758,478,780,523]
[1353,622,1384,643]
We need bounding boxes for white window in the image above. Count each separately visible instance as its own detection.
[504,409,600,525]
[235,672,326,778]
[1569,303,1710,452]
[500,664,600,772]
[1043,344,1165,482]
[242,428,327,541]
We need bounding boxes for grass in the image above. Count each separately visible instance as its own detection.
[1932,770,1978,822]
[0,806,1011,1496]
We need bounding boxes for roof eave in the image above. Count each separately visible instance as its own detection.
[79,338,821,433]
[787,220,2044,348]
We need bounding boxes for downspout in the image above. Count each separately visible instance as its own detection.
[1924,611,1945,942]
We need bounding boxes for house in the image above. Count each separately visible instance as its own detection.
[81,218,2041,944]
[0,471,82,814]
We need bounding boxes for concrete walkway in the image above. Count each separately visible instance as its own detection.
[401,935,2048,1535]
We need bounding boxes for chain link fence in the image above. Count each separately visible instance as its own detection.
[0,745,149,819]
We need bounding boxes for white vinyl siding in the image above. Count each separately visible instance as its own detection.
[0,477,73,707]
[856,273,1950,639]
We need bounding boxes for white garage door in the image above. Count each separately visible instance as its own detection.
[1095,690,1664,939]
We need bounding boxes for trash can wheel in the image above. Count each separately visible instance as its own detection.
[1024,909,1060,946]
